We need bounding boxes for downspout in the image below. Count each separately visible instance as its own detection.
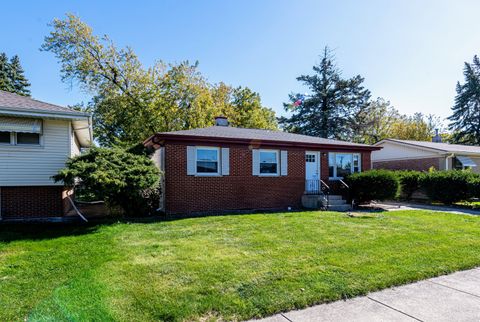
[445,153,454,170]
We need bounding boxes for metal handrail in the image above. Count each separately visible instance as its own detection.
[319,179,330,210]
[320,179,330,191]
[339,179,349,189]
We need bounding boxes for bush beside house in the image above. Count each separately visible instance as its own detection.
[349,169,480,205]
[347,170,399,203]
[53,146,161,216]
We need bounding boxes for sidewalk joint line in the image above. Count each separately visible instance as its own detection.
[280,313,293,321]
[367,296,424,322]
[427,280,480,298]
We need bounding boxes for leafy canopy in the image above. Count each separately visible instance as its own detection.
[53,147,160,215]
[42,14,277,146]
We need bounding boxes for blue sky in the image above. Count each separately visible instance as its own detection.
[1,0,480,121]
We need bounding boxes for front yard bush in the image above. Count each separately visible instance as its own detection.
[53,146,161,215]
[396,170,425,200]
[419,170,477,204]
[347,170,399,203]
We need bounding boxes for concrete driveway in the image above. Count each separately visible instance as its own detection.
[253,267,480,322]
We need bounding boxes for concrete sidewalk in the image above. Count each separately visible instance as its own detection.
[372,201,480,216]
[253,267,480,322]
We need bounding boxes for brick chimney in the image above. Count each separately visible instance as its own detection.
[215,116,229,126]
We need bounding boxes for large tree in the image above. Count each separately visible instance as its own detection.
[42,14,277,146]
[8,55,31,96]
[448,55,480,145]
[0,53,13,92]
[279,47,371,140]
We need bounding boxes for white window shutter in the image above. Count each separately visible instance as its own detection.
[252,149,260,175]
[280,150,288,176]
[186,146,196,175]
[221,148,230,175]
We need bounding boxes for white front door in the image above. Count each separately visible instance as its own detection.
[305,152,320,192]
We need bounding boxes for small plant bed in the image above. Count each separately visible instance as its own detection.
[1,210,480,321]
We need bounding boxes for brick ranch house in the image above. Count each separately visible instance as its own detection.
[144,117,381,215]
[372,138,480,172]
[0,90,92,220]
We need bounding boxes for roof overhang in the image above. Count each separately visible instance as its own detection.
[144,133,382,152]
[374,139,480,156]
[0,107,93,148]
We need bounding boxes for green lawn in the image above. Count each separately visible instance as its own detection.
[1,210,480,321]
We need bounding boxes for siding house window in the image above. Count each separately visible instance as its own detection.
[16,132,40,145]
[329,153,361,179]
[196,147,220,174]
[0,131,10,143]
[259,150,279,175]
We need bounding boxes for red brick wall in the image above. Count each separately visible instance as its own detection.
[1,186,64,219]
[373,157,443,171]
[164,143,373,215]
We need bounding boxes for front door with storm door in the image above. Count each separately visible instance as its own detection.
[305,151,320,193]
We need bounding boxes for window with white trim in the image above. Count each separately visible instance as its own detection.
[259,150,279,175]
[196,147,220,174]
[0,131,40,145]
[328,153,361,179]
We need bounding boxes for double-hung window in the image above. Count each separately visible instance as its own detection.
[259,150,279,175]
[0,117,42,146]
[329,153,361,179]
[196,147,220,175]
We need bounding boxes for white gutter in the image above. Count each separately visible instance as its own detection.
[0,107,90,120]
[445,153,455,170]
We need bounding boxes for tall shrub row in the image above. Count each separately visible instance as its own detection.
[347,169,480,204]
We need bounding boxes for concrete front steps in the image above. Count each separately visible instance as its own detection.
[301,194,351,212]
[327,195,352,212]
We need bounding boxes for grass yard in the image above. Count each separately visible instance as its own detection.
[1,210,480,321]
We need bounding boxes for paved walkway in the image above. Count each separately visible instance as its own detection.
[253,267,480,322]
[371,201,480,216]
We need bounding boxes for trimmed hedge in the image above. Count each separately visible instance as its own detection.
[347,170,399,203]
[347,169,480,205]
[396,170,425,200]
[419,170,478,204]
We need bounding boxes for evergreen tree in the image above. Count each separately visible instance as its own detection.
[8,55,31,96]
[279,47,371,140]
[448,55,480,145]
[0,53,13,92]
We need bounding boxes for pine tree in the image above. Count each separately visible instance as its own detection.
[279,47,371,140]
[0,53,13,92]
[448,55,480,145]
[8,55,31,96]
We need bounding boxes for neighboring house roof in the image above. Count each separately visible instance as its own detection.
[0,90,88,117]
[375,139,480,155]
[146,126,380,151]
[0,90,92,147]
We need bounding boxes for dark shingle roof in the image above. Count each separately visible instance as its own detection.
[156,126,374,148]
[382,139,480,154]
[0,90,87,116]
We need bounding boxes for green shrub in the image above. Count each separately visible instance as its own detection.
[419,170,477,204]
[53,147,161,215]
[347,170,399,203]
[468,176,480,199]
[396,170,425,200]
